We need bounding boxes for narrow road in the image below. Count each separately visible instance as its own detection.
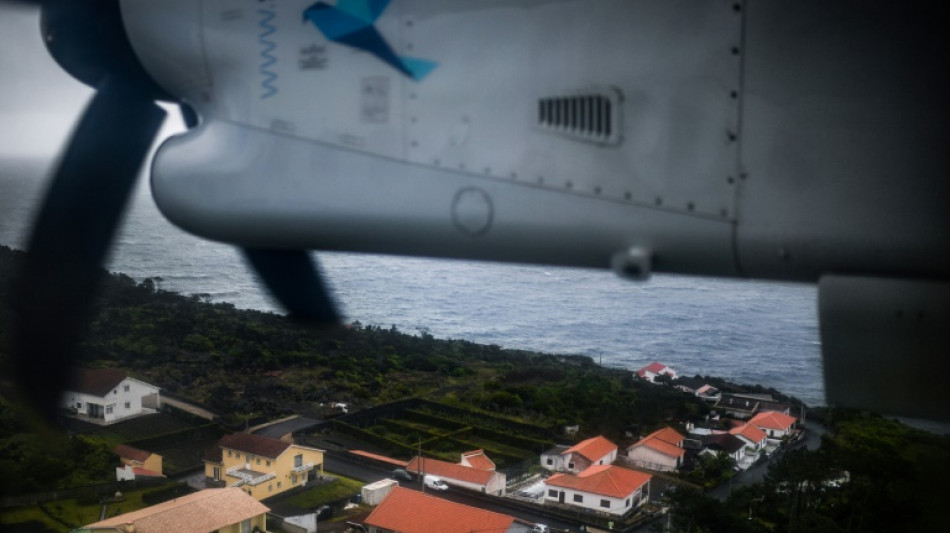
[323,454,582,532]
[709,421,828,501]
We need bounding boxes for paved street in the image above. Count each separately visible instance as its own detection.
[324,454,583,531]
[710,421,827,501]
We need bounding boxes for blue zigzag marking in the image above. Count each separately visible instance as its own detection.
[258,8,279,99]
[303,1,436,81]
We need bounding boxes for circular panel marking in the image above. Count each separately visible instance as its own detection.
[451,187,494,237]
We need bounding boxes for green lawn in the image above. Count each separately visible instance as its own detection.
[278,474,364,510]
[0,482,182,533]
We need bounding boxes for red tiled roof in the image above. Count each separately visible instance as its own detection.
[349,450,408,467]
[730,424,767,443]
[132,467,165,478]
[643,361,668,373]
[546,465,651,499]
[365,487,515,533]
[69,368,127,397]
[461,450,496,471]
[85,488,269,533]
[218,433,290,459]
[115,444,152,463]
[749,411,797,431]
[631,436,685,459]
[406,456,494,485]
[648,427,685,446]
[563,435,617,463]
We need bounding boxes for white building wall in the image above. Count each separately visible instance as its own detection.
[627,445,678,472]
[540,452,569,472]
[543,485,646,516]
[441,472,506,495]
[61,378,160,424]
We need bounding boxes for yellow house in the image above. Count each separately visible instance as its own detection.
[204,432,324,500]
[114,444,163,481]
[74,487,268,533]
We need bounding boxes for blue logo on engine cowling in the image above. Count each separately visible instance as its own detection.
[303,0,437,81]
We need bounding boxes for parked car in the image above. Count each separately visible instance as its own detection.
[392,468,415,482]
[423,475,449,491]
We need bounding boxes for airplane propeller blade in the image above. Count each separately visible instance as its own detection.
[242,248,342,324]
[10,76,166,422]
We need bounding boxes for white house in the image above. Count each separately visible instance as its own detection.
[635,361,678,382]
[627,427,686,472]
[729,423,768,452]
[547,435,618,474]
[749,411,797,439]
[406,455,507,495]
[544,465,651,517]
[540,445,570,472]
[62,368,161,424]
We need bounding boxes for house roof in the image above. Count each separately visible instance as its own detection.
[406,456,494,485]
[69,368,127,397]
[643,361,669,374]
[83,488,269,533]
[349,450,408,467]
[546,465,651,499]
[114,444,152,463]
[131,467,165,478]
[563,435,617,462]
[461,449,496,471]
[697,384,720,395]
[730,424,767,443]
[648,427,685,446]
[217,432,291,459]
[749,410,797,431]
[365,487,516,533]
[631,436,685,459]
[702,433,745,454]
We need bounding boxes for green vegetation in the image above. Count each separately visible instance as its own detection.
[664,409,950,532]
[280,474,364,509]
[0,482,188,533]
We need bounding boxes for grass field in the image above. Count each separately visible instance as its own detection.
[0,482,183,533]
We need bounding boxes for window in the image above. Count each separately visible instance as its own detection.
[277,482,281,488]
[228,450,232,457]
[76,402,82,409]
[256,458,261,465]
[568,462,575,470]
[294,454,303,468]
[266,460,271,467]
[268,484,273,492]
[573,494,583,503]
[240,518,251,533]
[548,489,558,498]
[600,499,610,508]
[213,467,220,481]
[292,473,297,484]
[124,385,130,392]
[626,498,631,507]
[124,402,130,409]
[546,458,553,465]
[105,405,113,414]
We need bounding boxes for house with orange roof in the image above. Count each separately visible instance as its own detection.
[729,423,768,452]
[76,487,269,533]
[406,454,507,495]
[749,410,797,439]
[544,465,651,517]
[363,486,534,533]
[114,444,164,481]
[204,432,324,500]
[546,435,618,474]
[626,426,686,472]
[460,449,496,470]
[635,361,678,383]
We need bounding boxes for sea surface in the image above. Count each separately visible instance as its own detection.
[0,159,824,406]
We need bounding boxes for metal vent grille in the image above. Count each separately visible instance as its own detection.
[537,90,621,145]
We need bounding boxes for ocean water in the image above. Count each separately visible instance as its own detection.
[0,160,824,406]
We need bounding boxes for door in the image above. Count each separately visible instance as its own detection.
[558,491,565,504]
